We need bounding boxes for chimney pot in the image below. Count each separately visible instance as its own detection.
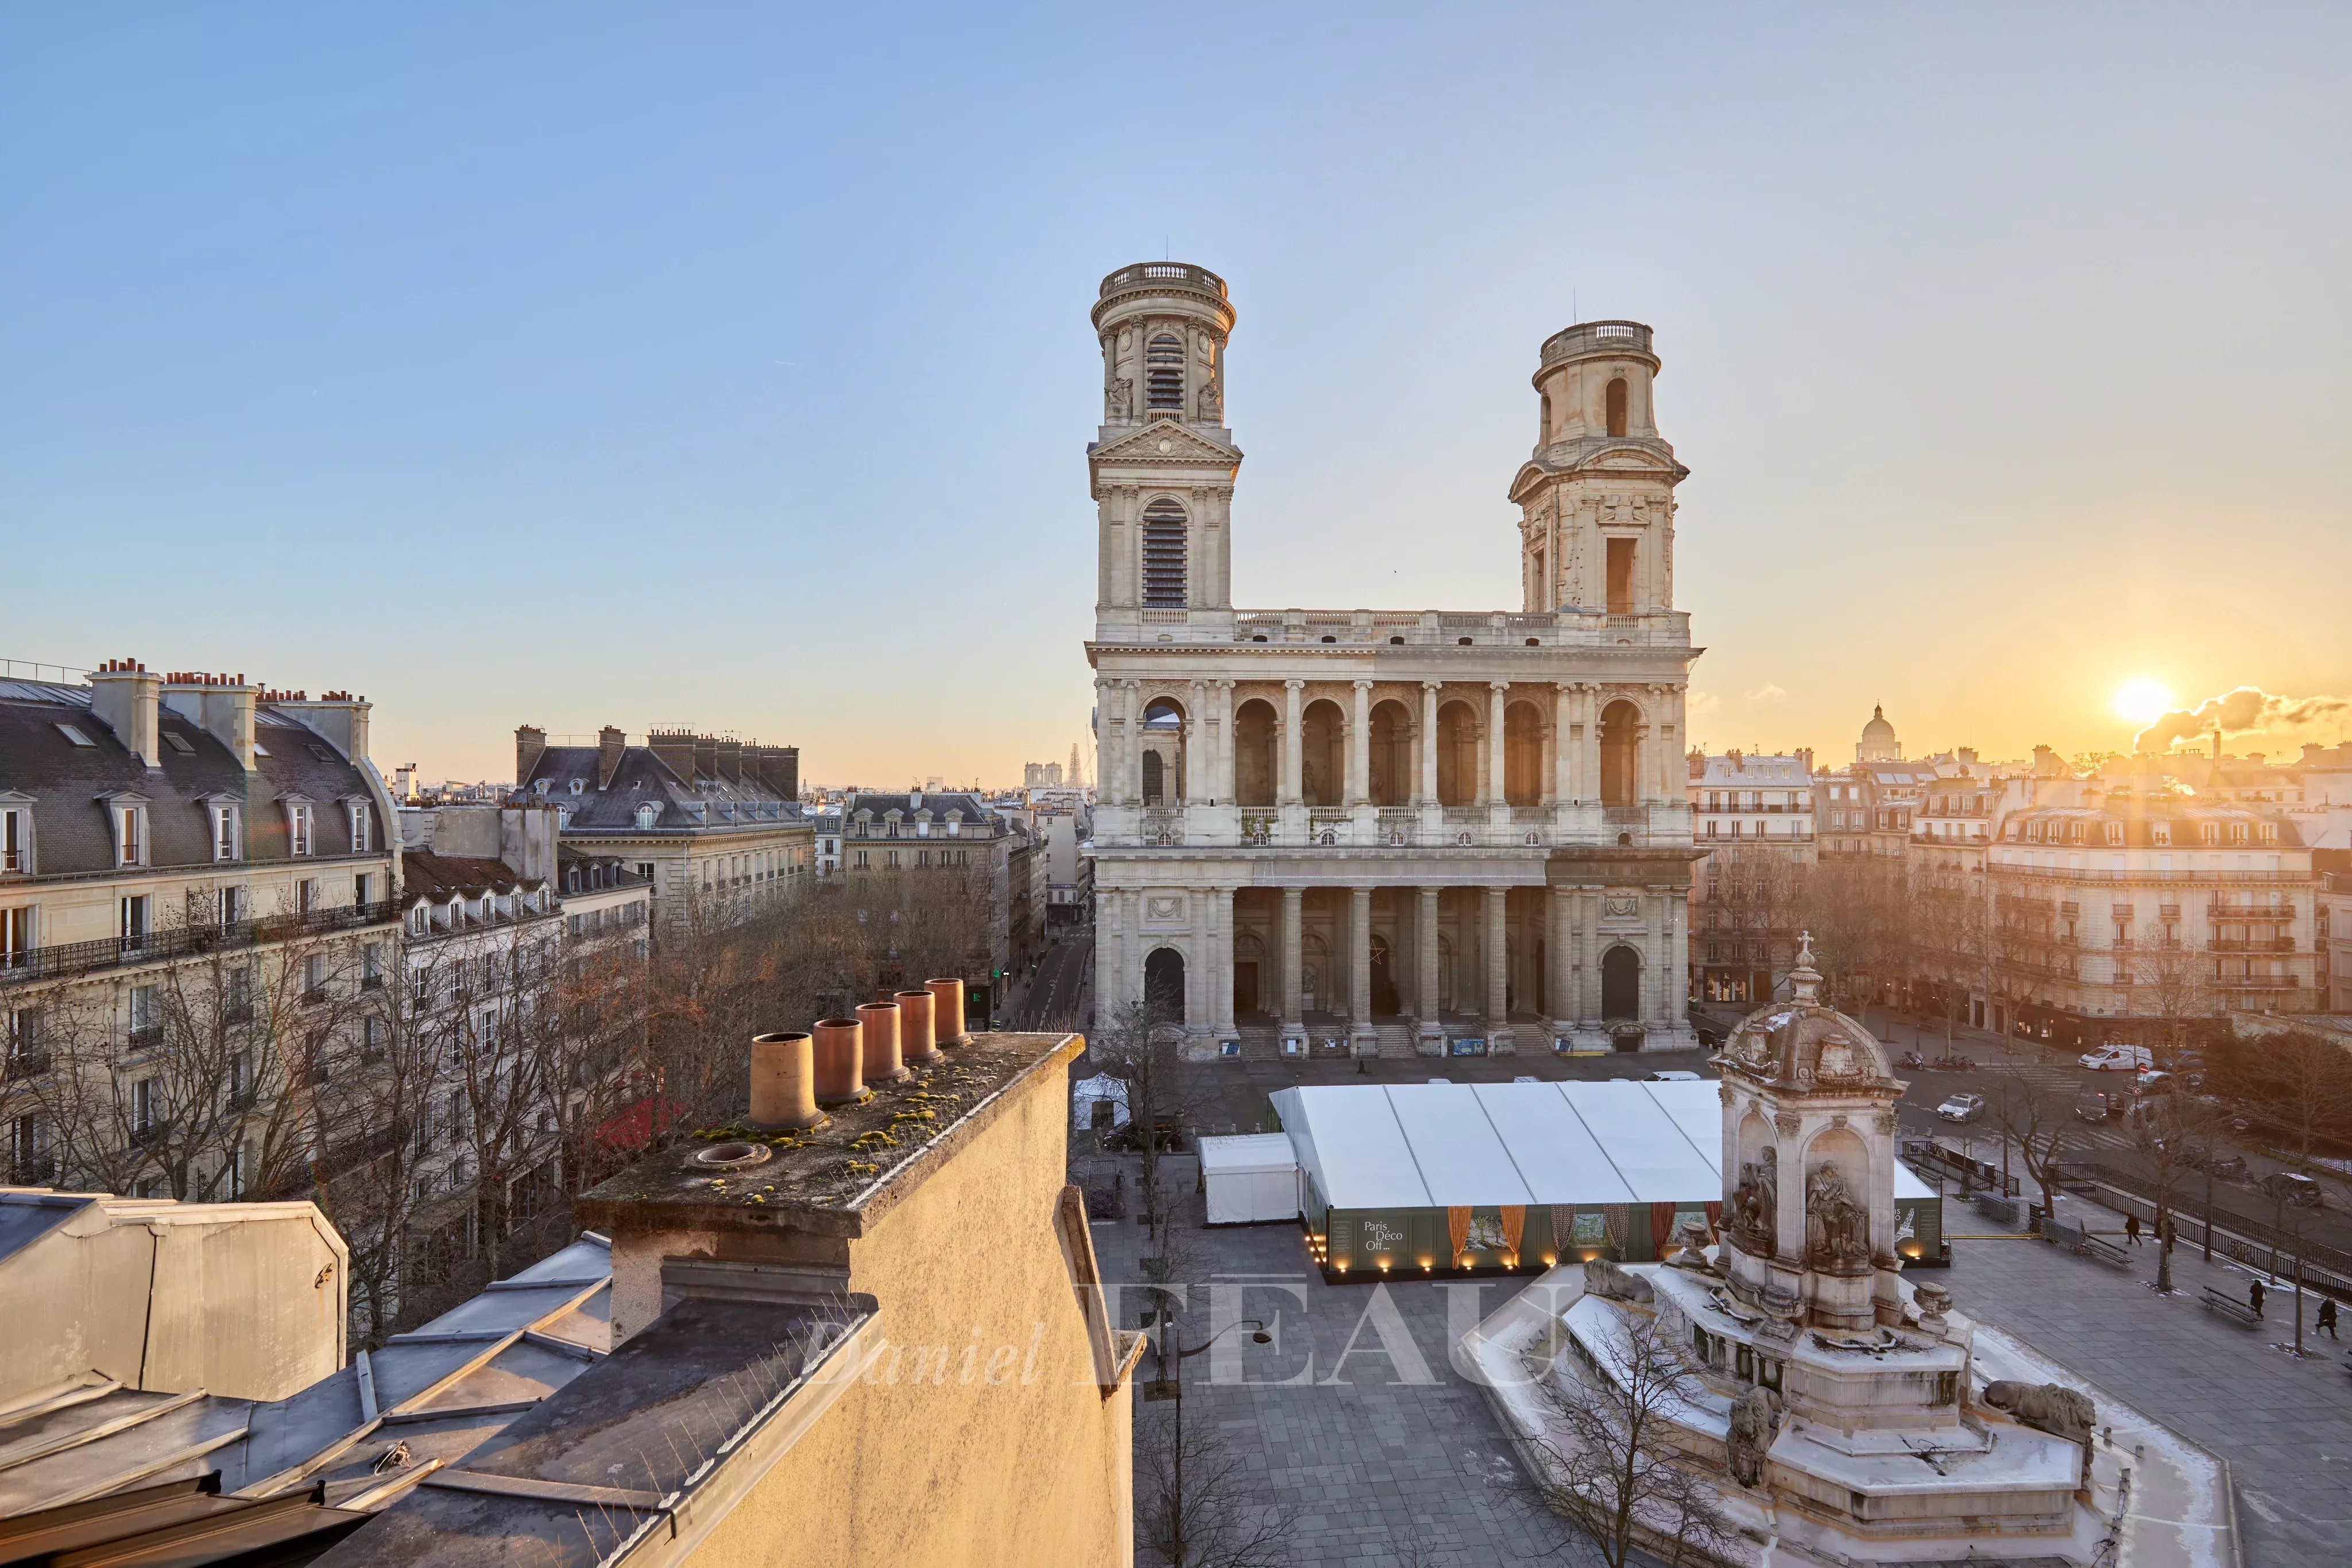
[857,1001,910,1083]
[749,1032,825,1129]
[811,1018,870,1106]
[895,989,940,1064]
[927,978,970,1048]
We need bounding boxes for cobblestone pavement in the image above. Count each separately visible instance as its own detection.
[1094,1163,1603,1568]
[1940,1192,2352,1566]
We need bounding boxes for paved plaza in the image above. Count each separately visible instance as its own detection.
[1097,1148,2352,1567]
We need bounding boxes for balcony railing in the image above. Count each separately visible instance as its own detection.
[0,900,401,988]
[2210,938,2299,953]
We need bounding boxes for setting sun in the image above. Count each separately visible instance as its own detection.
[2113,677,2175,726]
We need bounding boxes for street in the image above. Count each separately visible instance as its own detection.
[1009,925,1093,1033]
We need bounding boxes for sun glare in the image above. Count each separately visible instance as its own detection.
[2114,678,2173,726]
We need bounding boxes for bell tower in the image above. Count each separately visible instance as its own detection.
[1508,320,1689,616]
[1088,263,1241,624]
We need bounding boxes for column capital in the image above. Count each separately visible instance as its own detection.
[1215,677,1237,691]
[1422,679,1444,694]
[1489,679,1510,693]
[1284,677,1306,691]
[1352,677,1374,692]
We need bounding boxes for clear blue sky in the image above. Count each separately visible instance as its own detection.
[6,5,2348,784]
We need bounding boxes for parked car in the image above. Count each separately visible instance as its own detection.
[2135,1068,2176,1094]
[1645,1070,1704,1082]
[2181,1145,2249,1180]
[2258,1171,2325,1209]
[1898,1051,1935,1071]
[1936,1093,1986,1123]
[2080,1044,2153,1073]
[2074,1091,2123,1122]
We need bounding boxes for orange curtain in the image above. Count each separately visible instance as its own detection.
[1447,1206,1472,1260]
[1650,1202,1677,1256]
[1704,1201,1724,1238]
[1500,1205,1526,1260]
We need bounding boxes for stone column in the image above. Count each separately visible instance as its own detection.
[1648,892,1668,1026]
[1349,886,1374,1044]
[1213,886,1236,1034]
[1635,719,1654,807]
[1555,684,1577,803]
[1185,680,1207,807]
[1094,888,1120,1028]
[1216,680,1237,804]
[1099,681,1123,806]
[1280,885,1304,1031]
[1418,886,1443,1044]
[1419,682,1440,806]
[1549,883,1573,1035]
[1348,679,1372,806]
[1484,886,1508,1031]
[1123,888,1144,1005]
[1487,682,1510,808]
[1668,891,1690,1033]
[1281,680,1305,806]
[1124,680,1146,807]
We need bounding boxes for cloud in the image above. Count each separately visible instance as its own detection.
[1687,690,1723,716]
[1744,684,1788,703]
[2133,686,2352,753]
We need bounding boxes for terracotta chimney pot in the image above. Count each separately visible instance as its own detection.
[857,1000,908,1083]
[895,989,939,1065]
[927,977,969,1048]
[811,1018,869,1106]
[749,1032,824,1130]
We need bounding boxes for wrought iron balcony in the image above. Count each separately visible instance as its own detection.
[0,900,400,988]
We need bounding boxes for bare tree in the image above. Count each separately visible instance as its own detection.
[2215,1029,2352,1170]
[1526,1311,1732,1568]
[1986,1066,2082,1225]
[1090,996,1201,1275]
[2132,938,2214,1062]
[1135,1403,1293,1568]
[2125,1090,2221,1294]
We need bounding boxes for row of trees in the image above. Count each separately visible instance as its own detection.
[0,864,996,1344]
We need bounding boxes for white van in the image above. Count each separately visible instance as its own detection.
[2079,1043,2152,1073]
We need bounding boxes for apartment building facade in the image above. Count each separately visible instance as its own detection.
[1,663,402,1197]
[1686,749,1815,1006]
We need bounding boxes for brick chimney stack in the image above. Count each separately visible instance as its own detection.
[598,726,628,790]
[516,725,547,785]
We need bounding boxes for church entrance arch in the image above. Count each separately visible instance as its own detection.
[1600,943,1641,1021]
[1144,946,1186,1024]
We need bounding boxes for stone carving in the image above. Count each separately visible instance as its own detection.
[1773,1110,1801,1139]
[1911,1280,1952,1333]
[1982,1381,2096,1447]
[1105,378,1131,419]
[1804,1163,1871,1269]
[1731,1148,1778,1256]
[1197,380,1220,420]
[1727,1386,1777,1487]
[1665,1219,1717,1272]
[1583,1256,1654,1303]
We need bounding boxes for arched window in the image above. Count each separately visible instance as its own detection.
[636,804,658,830]
[1141,750,1165,805]
[1599,700,1639,807]
[1140,497,1188,607]
[1538,392,1552,443]
[1606,377,1629,438]
[1147,334,1183,412]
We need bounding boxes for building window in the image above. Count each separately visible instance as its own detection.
[119,895,151,950]
[636,804,658,829]
[1140,497,1189,607]
[349,801,372,853]
[288,802,314,856]
[1,907,33,967]
[114,804,146,868]
[1146,333,1183,411]
[3,807,33,874]
[211,803,239,862]
[299,878,320,915]
[1606,375,1629,438]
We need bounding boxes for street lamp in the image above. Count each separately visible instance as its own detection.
[1143,1316,1272,1567]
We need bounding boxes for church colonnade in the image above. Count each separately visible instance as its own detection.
[1094,878,1687,1047]
[1103,678,1684,814]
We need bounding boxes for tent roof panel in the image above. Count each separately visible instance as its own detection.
[1197,1134,1297,1176]
[1468,1083,1637,1205]
[1557,1082,1721,1202]
[1384,1087,1534,1206]
[1271,1086,1430,1210]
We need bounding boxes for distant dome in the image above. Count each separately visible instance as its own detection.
[1716,937,1895,1092]
[1857,703,1900,762]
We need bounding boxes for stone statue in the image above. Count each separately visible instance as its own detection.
[1197,380,1220,419]
[1105,378,1131,419]
[1583,1256,1654,1303]
[1982,1381,2096,1448]
[1805,1162,1870,1267]
[1732,1148,1778,1256]
[1727,1385,1777,1487]
[1665,1219,1716,1272]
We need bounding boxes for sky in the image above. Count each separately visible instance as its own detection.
[5,5,2349,787]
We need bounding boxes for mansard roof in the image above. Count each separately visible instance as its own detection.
[516,745,803,836]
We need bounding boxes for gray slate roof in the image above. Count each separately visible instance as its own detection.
[517,746,803,837]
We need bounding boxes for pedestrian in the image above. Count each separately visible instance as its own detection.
[2321,1299,2340,1341]
[2250,1278,2265,1319]
[2124,1214,2142,1246]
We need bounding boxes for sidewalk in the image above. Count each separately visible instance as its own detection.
[1941,1184,2352,1566]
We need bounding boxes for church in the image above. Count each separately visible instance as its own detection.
[1083,262,1701,1058]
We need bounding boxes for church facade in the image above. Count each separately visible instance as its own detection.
[1084,262,1701,1057]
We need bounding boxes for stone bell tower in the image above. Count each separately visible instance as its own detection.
[1088,263,1241,626]
[1508,320,1690,617]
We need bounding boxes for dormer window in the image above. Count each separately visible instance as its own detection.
[2,800,35,874]
[2200,823,2219,845]
[2152,822,2171,845]
[2104,822,2123,845]
[287,800,314,856]
[535,779,551,796]
[211,802,241,862]
[636,803,659,830]
[2260,822,2278,844]
[570,779,585,796]
[347,800,372,853]
[103,797,150,868]
[408,904,427,936]
[2229,821,2249,845]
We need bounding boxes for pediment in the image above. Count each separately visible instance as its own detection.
[1088,419,1240,467]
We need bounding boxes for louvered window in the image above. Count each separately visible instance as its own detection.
[1140,498,1188,607]
[1146,334,1183,411]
